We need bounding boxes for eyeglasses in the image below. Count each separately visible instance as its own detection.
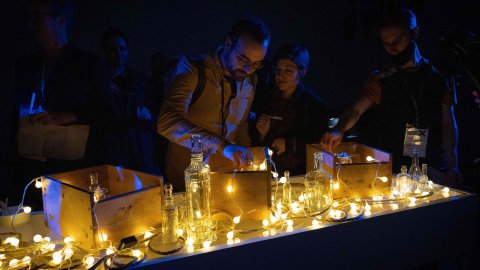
[232,46,264,70]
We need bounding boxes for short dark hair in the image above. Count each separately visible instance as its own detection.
[102,28,128,51]
[23,0,73,29]
[272,43,310,70]
[379,8,417,31]
[228,16,271,45]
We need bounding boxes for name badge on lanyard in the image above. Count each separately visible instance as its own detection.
[403,124,428,158]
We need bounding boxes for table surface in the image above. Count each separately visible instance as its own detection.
[1,178,478,270]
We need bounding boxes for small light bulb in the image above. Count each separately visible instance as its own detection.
[47,244,56,251]
[227,185,233,193]
[272,172,279,178]
[202,241,212,248]
[333,181,340,190]
[85,256,95,267]
[290,202,299,213]
[268,149,273,156]
[64,236,73,243]
[332,202,340,207]
[64,247,74,259]
[298,194,305,202]
[365,210,372,216]
[421,191,430,196]
[22,256,31,264]
[286,226,294,232]
[9,237,19,247]
[391,204,399,210]
[52,251,63,265]
[408,197,416,203]
[234,238,241,244]
[9,259,19,267]
[276,202,283,210]
[144,231,153,239]
[286,219,293,227]
[106,247,115,255]
[99,233,108,242]
[43,236,51,242]
[312,219,319,227]
[262,219,269,227]
[132,249,141,258]
[262,230,269,237]
[227,239,234,245]
[177,228,184,236]
[187,245,195,252]
[23,206,32,214]
[33,234,43,242]
[35,180,43,188]
[442,187,450,193]
[281,213,288,220]
[233,216,241,224]
[365,203,371,211]
[279,177,286,184]
[196,211,202,218]
[0,254,5,259]
[259,162,266,170]
[186,237,194,246]
[227,231,234,239]
[379,177,388,183]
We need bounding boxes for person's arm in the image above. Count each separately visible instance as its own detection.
[442,103,461,185]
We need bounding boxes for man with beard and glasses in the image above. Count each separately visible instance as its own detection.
[157,17,270,190]
[321,8,461,187]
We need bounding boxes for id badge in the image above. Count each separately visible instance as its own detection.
[403,124,428,158]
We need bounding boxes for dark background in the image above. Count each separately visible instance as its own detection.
[1,0,479,190]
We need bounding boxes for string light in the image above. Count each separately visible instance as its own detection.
[132,249,142,258]
[226,231,234,239]
[99,233,108,242]
[43,236,51,242]
[23,206,32,213]
[85,256,95,267]
[35,179,43,188]
[366,156,375,162]
[52,250,63,265]
[442,187,450,193]
[286,219,293,227]
[144,231,153,239]
[177,228,184,236]
[202,241,212,248]
[333,181,340,190]
[186,237,194,246]
[9,259,19,267]
[64,236,73,243]
[262,230,269,237]
[312,219,319,228]
[379,177,388,183]
[233,216,241,224]
[227,185,233,193]
[262,219,269,227]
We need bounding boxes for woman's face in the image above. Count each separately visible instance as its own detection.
[274,58,301,92]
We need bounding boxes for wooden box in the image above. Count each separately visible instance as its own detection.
[207,147,271,221]
[306,143,392,199]
[42,165,163,250]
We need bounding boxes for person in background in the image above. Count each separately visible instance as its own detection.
[157,17,271,190]
[320,8,461,186]
[102,28,156,173]
[252,43,329,175]
[5,0,109,208]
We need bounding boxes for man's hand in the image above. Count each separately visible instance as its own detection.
[320,129,344,153]
[31,112,77,125]
[271,138,286,155]
[255,114,271,141]
[223,144,254,170]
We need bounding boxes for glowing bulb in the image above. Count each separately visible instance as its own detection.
[259,162,266,170]
[268,149,273,156]
[270,215,277,223]
[333,181,340,190]
[286,219,293,227]
[365,210,371,216]
[177,228,184,236]
[85,256,95,267]
[202,241,212,248]
[312,219,319,227]
[227,231,234,239]
[186,237,194,246]
[269,229,277,236]
[144,231,153,239]
[52,250,63,265]
[22,256,31,264]
[9,259,19,267]
[279,177,286,184]
[276,202,283,210]
[23,206,32,213]
[298,194,305,202]
[366,156,375,162]
[196,211,202,218]
[106,247,115,255]
[421,191,430,196]
[365,203,371,211]
[442,187,450,193]
[0,254,5,259]
[262,219,269,227]
[379,177,388,183]
[272,172,278,178]
[281,213,288,219]
[64,247,74,259]
[233,216,241,224]
[408,197,416,203]
[64,236,73,243]
[132,249,141,258]
[35,180,43,188]
[7,237,19,247]
[234,238,241,244]
[187,245,195,252]
[332,202,340,207]
[227,185,233,193]
[99,233,108,242]
[47,244,56,251]
[262,230,269,237]
[0,261,2,267]
[227,239,234,245]
[43,236,51,242]
[290,202,299,213]
[286,226,293,232]
[33,234,43,242]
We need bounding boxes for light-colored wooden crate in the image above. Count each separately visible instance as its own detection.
[42,165,163,250]
[207,147,271,221]
[306,143,392,199]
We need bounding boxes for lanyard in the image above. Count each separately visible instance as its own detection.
[220,78,238,137]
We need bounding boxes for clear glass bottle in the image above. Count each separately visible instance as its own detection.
[184,134,213,245]
[395,165,412,197]
[408,148,422,191]
[161,183,178,243]
[282,170,292,205]
[304,152,333,215]
[419,163,429,191]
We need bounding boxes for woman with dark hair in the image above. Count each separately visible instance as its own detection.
[252,43,329,175]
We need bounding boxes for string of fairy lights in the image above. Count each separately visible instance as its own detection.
[0,149,452,269]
